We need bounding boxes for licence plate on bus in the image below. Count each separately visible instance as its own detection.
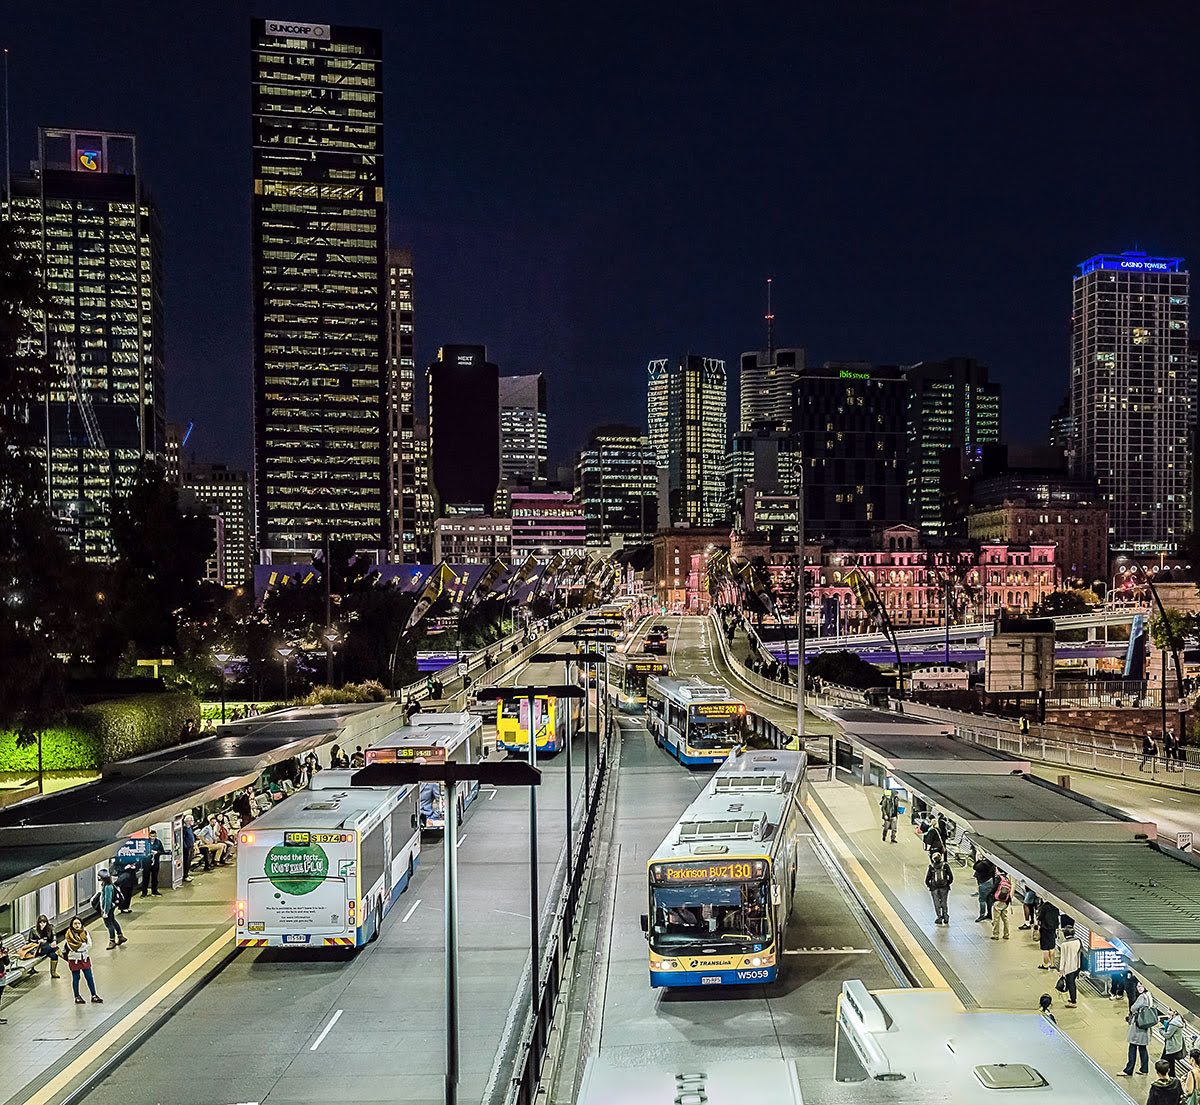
[701,976,723,985]
[283,934,310,944]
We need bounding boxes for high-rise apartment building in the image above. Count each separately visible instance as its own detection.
[739,347,806,431]
[387,248,421,560]
[510,490,586,560]
[251,18,388,560]
[181,463,254,588]
[427,344,500,514]
[904,357,1001,537]
[1071,252,1195,549]
[9,128,165,560]
[791,361,908,543]
[726,424,796,516]
[574,425,658,547]
[647,355,727,527]
[499,374,548,486]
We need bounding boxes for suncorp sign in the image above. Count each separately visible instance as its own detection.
[265,19,330,40]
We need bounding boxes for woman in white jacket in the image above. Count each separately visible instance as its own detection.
[1057,924,1082,1007]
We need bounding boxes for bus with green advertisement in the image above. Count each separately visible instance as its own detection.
[235,770,419,949]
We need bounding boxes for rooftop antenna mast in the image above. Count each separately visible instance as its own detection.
[765,276,775,361]
[3,48,10,217]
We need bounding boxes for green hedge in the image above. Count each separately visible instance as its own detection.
[295,681,388,707]
[0,693,200,771]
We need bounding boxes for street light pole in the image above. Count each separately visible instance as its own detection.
[796,472,805,741]
[444,777,460,1105]
[277,647,295,701]
[214,651,233,723]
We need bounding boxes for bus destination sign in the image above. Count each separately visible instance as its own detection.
[366,745,447,764]
[690,701,744,719]
[630,661,668,674]
[652,860,763,885]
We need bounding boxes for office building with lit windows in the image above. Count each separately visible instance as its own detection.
[8,128,165,561]
[739,347,806,431]
[387,248,422,560]
[903,357,1001,537]
[181,463,254,588]
[499,374,548,486]
[251,18,388,560]
[427,344,500,513]
[789,361,908,544]
[1071,252,1194,550]
[575,425,658,547]
[647,355,727,527]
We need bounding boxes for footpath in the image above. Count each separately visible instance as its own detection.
[808,772,1152,1090]
[1,865,235,1105]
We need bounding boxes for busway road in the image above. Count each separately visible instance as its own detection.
[587,617,900,1099]
[72,652,590,1105]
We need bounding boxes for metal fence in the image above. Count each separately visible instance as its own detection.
[1048,681,1164,709]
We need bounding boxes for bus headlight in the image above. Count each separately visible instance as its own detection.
[750,956,762,967]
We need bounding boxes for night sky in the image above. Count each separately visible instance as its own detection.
[5,3,1198,471]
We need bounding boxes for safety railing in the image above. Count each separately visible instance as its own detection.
[707,611,798,709]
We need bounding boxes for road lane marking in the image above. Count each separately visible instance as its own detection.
[784,947,872,955]
[457,834,467,844]
[401,899,422,922]
[310,1008,343,1051]
[806,799,951,991]
[23,926,233,1105]
[493,909,529,919]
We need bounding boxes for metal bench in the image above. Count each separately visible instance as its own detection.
[3,930,50,985]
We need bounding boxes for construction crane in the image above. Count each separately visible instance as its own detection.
[54,333,105,450]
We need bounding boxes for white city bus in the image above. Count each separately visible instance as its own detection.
[236,770,419,948]
[645,676,749,766]
[366,712,482,830]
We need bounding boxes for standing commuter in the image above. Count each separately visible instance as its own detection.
[925,852,953,925]
[1147,1060,1183,1105]
[141,830,166,897]
[98,872,126,949]
[923,818,944,856]
[973,854,997,922]
[1058,923,1082,1006]
[1178,1049,1200,1104]
[64,918,102,1004]
[1121,987,1156,1077]
[1037,900,1060,968]
[1019,885,1037,930]
[1161,1009,1186,1077]
[1142,734,1158,772]
[0,947,8,1023]
[182,815,196,882]
[879,789,898,844]
[991,870,1013,940]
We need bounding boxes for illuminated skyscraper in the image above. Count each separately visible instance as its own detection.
[387,248,421,560]
[1071,252,1194,549]
[8,128,164,560]
[739,347,806,432]
[647,355,727,526]
[575,425,658,546]
[499,374,548,486]
[251,18,388,559]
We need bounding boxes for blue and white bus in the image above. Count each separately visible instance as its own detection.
[366,712,483,830]
[236,770,419,948]
[645,676,748,766]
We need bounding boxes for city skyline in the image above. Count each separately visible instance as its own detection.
[4,4,1195,472]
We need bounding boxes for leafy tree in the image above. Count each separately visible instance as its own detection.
[807,650,890,689]
[1031,589,1097,618]
[1148,608,1194,651]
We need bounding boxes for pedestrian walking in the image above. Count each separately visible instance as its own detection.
[1058,923,1082,1006]
[1037,900,1060,968]
[879,789,899,844]
[991,870,1013,940]
[141,829,166,897]
[1147,1060,1183,1105]
[182,815,196,882]
[923,819,945,856]
[1179,1049,1200,1105]
[1039,993,1056,1024]
[64,918,102,1004]
[1161,1009,1186,1077]
[1142,734,1159,772]
[1019,884,1037,930]
[29,914,61,978]
[98,871,127,949]
[1121,988,1157,1077]
[925,851,953,925]
[973,854,997,922]
[1164,730,1178,772]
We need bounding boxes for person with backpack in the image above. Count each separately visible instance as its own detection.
[97,871,127,949]
[991,869,1014,940]
[1121,988,1158,1077]
[923,818,945,856]
[925,851,953,925]
[1057,923,1082,1006]
[879,789,898,844]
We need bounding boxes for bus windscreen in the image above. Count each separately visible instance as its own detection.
[648,880,770,953]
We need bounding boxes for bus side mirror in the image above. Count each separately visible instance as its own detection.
[772,884,782,907]
[412,814,420,829]
[640,914,649,934]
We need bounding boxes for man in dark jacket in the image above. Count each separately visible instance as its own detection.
[973,855,997,922]
[925,853,953,925]
[140,830,167,897]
